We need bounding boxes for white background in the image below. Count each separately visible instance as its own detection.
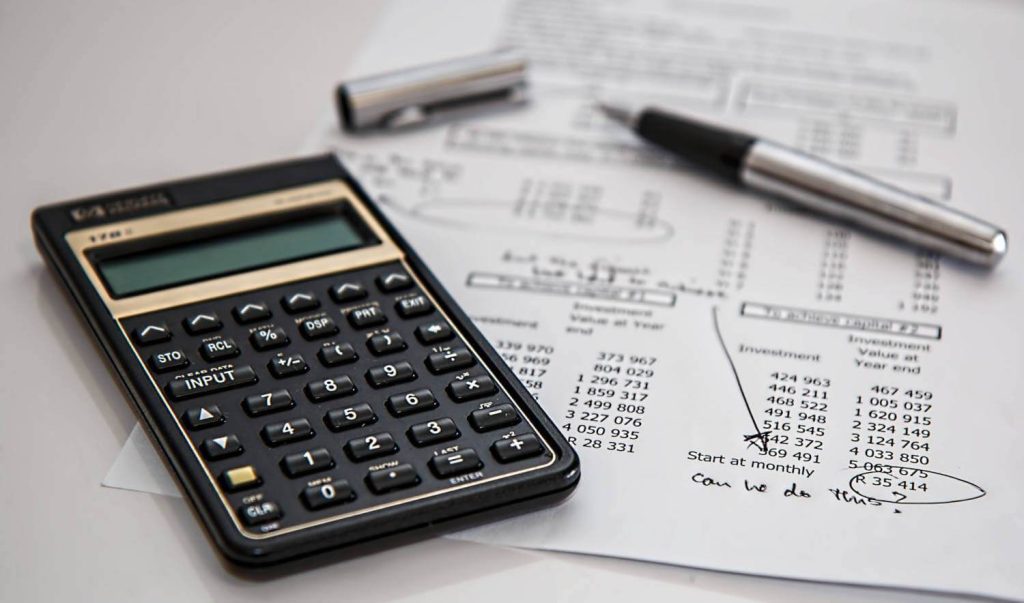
[0,1,973,601]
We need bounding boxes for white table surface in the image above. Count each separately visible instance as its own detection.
[0,2,973,601]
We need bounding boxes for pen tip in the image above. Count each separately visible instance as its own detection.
[594,100,637,128]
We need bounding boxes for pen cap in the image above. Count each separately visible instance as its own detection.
[336,48,528,132]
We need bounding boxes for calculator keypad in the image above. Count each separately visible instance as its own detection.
[121,261,553,534]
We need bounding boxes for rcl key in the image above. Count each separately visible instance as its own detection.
[200,338,240,361]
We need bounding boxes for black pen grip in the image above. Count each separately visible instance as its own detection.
[636,108,755,182]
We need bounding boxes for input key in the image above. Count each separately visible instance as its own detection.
[166,365,257,401]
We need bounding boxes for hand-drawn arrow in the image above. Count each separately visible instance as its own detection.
[712,306,770,454]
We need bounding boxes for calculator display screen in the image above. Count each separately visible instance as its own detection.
[96,212,373,297]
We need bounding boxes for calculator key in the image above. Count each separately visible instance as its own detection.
[318,342,358,366]
[430,448,483,478]
[305,375,357,402]
[243,389,294,416]
[324,403,377,432]
[408,418,460,447]
[183,405,224,430]
[183,312,222,335]
[426,347,476,374]
[415,321,454,344]
[233,302,271,324]
[282,448,334,477]
[199,337,240,362]
[299,316,339,340]
[329,282,368,303]
[366,361,416,388]
[377,272,413,293]
[366,463,419,494]
[221,465,261,492]
[395,295,433,318]
[282,292,320,314]
[367,332,407,356]
[238,501,282,526]
[200,434,243,460]
[133,323,171,345]
[261,418,314,446]
[491,434,544,463]
[446,374,496,402]
[345,432,398,462]
[250,326,289,351]
[386,388,438,417]
[302,481,355,510]
[469,404,521,432]
[268,353,309,379]
[149,348,189,373]
[346,305,387,329]
[166,365,257,401]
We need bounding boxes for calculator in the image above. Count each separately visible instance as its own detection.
[32,155,579,565]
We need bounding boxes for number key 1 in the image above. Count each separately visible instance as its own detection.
[282,448,334,478]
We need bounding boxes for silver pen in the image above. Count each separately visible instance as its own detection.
[598,102,1007,267]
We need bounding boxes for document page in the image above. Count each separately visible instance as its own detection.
[299,0,1024,599]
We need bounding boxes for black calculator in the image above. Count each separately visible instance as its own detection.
[32,155,579,565]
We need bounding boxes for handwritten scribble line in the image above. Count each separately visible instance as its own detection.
[712,306,769,453]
